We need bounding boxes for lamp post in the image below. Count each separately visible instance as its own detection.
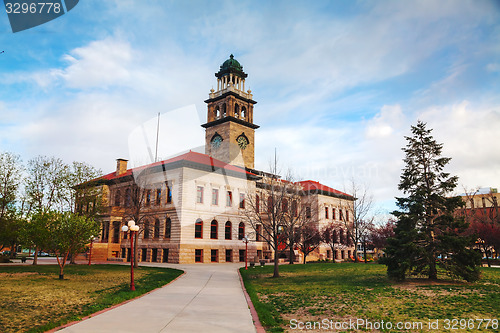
[88,236,99,265]
[122,220,140,291]
[242,235,249,270]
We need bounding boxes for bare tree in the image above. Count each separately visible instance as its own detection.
[459,188,500,267]
[321,222,342,262]
[280,180,316,264]
[241,159,295,278]
[120,169,167,268]
[296,223,321,264]
[339,180,374,262]
[368,218,395,260]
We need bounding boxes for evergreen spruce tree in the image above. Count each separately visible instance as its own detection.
[383,121,480,282]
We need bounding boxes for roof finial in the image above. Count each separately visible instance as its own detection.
[230,54,234,59]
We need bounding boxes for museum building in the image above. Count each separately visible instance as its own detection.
[86,55,356,264]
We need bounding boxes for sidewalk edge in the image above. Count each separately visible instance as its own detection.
[238,268,266,333]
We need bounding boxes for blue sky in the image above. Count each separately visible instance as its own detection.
[0,0,499,215]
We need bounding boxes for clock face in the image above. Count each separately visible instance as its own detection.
[211,135,222,149]
[237,135,249,150]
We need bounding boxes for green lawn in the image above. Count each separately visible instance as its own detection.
[240,263,500,332]
[0,264,183,333]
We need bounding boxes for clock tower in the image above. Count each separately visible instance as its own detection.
[202,55,259,169]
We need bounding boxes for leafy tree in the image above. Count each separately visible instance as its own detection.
[383,121,480,281]
[20,211,54,263]
[296,223,321,264]
[0,152,24,252]
[25,155,69,213]
[49,212,100,279]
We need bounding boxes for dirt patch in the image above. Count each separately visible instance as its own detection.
[0,272,40,278]
[393,278,466,289]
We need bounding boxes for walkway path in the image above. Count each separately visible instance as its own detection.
[59,263,256,333]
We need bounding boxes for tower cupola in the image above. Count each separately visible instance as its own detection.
[202,54,259,169]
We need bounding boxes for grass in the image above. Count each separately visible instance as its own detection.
[240,263,500,332]
[0,264,183,333]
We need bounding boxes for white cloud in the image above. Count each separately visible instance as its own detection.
[365,105,404,139]
[53,38,133,89]
[418,101,500,189]
[486,63,500,72]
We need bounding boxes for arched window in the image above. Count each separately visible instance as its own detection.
[165,217,171,238]
[125,188,131,207]
[215,106,220,119]
[291,200,297,217]
[225,221,232,240]
[241,106,246,120]
[267,196,273,213]
[339,229,344,244]
[222,103,227,117]
[144,221,150,239]
[256,224,262,242]
[282,198,288,214]
[154,219,160,238]
[195,219,203,239]
[210,220,218,239]
[234,104,240,118]
[238,222,245,240]
[256,195,260,213]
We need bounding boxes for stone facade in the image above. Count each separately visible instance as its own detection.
[86,55,355,264]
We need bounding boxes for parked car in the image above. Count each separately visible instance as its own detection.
[1,250,15,257]
[37,251,50,257]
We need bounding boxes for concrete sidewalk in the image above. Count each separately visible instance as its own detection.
[59,263,256,333]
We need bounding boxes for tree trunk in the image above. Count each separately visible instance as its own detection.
[354,248,358,262]
[288,244,294,264]
[303,252,307,265]
[429,254,438,280]
[56,252,69,280]
[482,244,491,267]
[273,244,280,278]
[33,246,38,265]
[363,240,367,264]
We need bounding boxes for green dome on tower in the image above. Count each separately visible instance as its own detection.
[216,54,248,79]
[221,54,243,71]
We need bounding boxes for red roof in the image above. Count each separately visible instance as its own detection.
[298,180,353,199]
[98,151,255,182]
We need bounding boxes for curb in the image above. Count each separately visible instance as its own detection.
[46,269,186,332]
[238,268,266,333]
